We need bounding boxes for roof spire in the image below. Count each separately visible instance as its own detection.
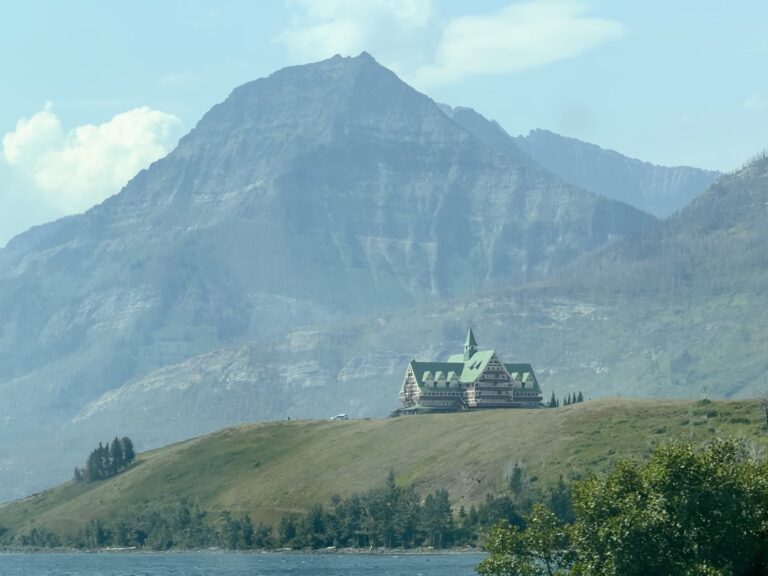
[464,327,478,360]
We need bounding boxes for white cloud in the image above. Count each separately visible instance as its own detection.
[412,2,623,86]
[277,0,437,74]
[744,92,767,111]
[278,1,623,88]
[3,104,183,214]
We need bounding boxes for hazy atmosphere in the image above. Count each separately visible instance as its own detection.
[2,1,768,245]
[2,2,768,573]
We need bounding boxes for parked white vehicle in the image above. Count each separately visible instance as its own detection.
[330,414,349,421]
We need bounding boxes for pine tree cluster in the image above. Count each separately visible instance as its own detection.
[73,437,136,482]
[547,391,585,407]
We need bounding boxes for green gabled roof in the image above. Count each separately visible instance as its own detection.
[505,363,541,391]
[447,349,495,383]
[410,361,464,388]
[465,327,478,348]
[411,352,540,389]
[460,350,495,383]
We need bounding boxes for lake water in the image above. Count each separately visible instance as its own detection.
[0,552,484,575]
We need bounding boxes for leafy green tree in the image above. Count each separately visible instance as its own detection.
[570,439,768,575]
[478,504,571,576]
[476,494,524,531]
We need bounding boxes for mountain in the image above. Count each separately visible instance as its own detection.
[438,104,537,168]
[514,129,721,217]
[568,153,768,294]
[64,154,768,459]
[1,398,763,543]
[0,53,654,501]
[440,104,720,218]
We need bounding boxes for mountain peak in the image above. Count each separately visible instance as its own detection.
[355,50,376,61]
[177,51,458,172]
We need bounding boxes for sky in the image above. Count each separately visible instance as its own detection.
[1,0,767,246]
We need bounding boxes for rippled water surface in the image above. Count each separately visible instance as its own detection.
[0,552,484,575]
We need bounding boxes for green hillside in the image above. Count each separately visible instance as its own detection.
[1,398,764,541]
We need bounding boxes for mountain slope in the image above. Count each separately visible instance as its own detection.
[0,53,653,501]
[567,153,768,294]
[65,155,768,459]
[1,398,763,541]
[514,129,721,217]
[440,104,719,218]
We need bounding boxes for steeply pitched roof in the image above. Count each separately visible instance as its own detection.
[465,327,478,348]
[410,361,464,387]
[447,349,495,383]
[408,351,541,391]
[505,363,541,391]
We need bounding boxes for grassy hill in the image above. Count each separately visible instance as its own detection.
[1,398,765,540]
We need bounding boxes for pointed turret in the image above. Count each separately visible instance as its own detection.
[464,327,478,360]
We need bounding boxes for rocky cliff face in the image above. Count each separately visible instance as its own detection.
[514,129,721,217]
[441,106,720,218]
[0,53,654,500]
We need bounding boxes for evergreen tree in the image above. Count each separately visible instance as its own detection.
[110,437,124,475]
[220,511,241,549]
[548,476,574,524]
[240,514,255,549]
[77,436,136,483]
[548,392,557,407]
[252,523,273,549]
[121,437,136,464]
[279,514,298,546]
[99,442,111,477]
[468,505,479,528]
[508,462,525,502]
[420,489,453,548]
[577,391,584,403]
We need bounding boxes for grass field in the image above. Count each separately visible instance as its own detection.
[1,397,765,538]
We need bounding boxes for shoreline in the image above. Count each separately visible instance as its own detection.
[0,546,484,555]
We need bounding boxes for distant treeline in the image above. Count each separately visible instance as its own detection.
[6,435,768,574]
[547,392,584,407]
[73,437,136,483]
[5,467,571,551]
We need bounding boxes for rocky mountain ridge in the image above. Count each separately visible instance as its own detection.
[65,156,768,474]
[0,53,655,500]
[514,128,721,217]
